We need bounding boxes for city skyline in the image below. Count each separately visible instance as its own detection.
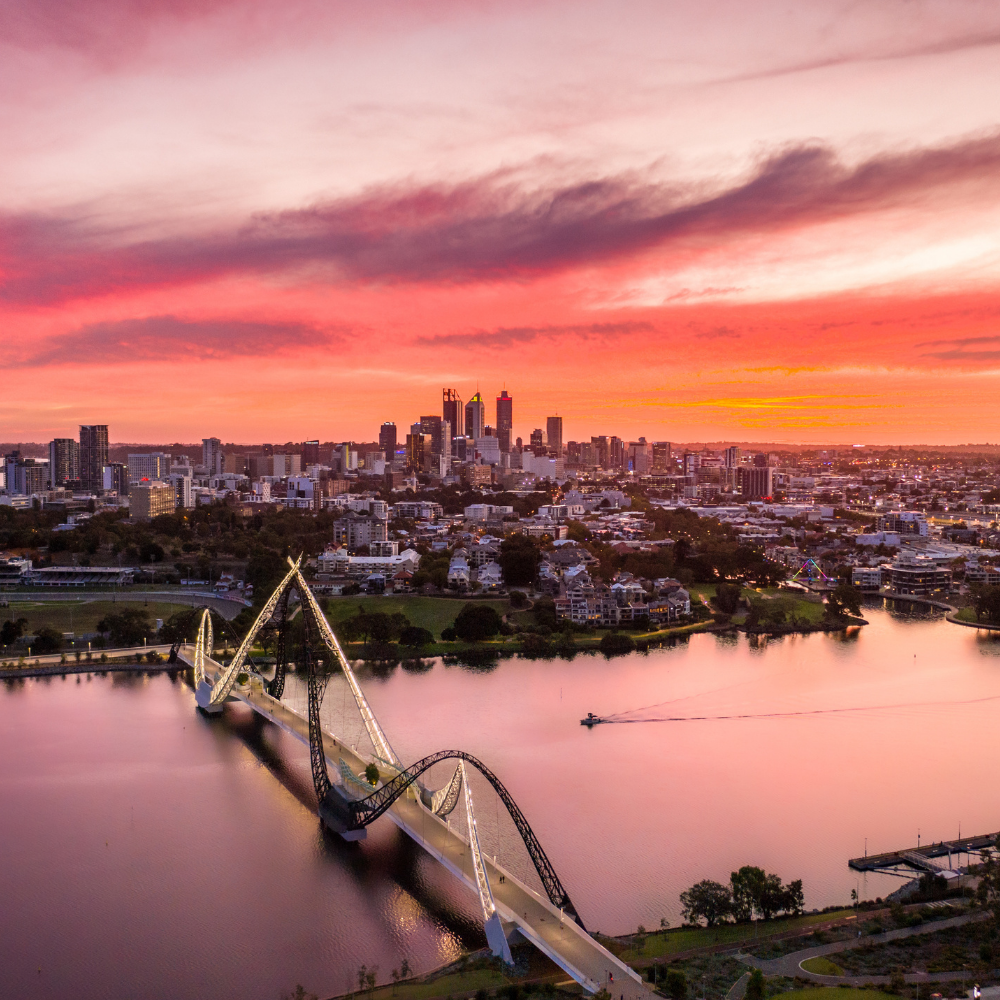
[2,2,1000,443]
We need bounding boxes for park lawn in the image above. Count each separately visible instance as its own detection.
[756,589,828,623]
[1,600,192,636]
[800,957,845,976]
[325,595,509,639]
[955,607,980,623]
[787,991,896,1000]
[615,910,855,961]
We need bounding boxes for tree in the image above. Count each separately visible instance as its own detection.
[159,609,199,644]
[745,969,765,1000]
[498,535,541,587]
[972,585,1000,625]
[664,969,687,1000]
[730,866,768,922]
[398,626,433,648]
[679,879,732,927]
[97,608,153,647]
[364,763,380,786]
[453,603,502,641]
[599,631,636,656]
[827,581,863,619]
[33,627,63,654]
[715,583,743,615]
[1,616,28,646]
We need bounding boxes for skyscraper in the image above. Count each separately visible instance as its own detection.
[465,391,486,440]
[443,388,463,439]
[302,440,320,466]
[652,441,672,471]
[496,390,513,453]
[545,416,563,455]
[79,425,108,492]
[202,437,223,476]
[379,422,397,457]
[49,438,79,487]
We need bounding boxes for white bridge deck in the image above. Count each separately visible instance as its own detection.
[177,645,649,997]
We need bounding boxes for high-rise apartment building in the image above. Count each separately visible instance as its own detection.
[443,389,464,440]
[168,473,194,509]
[591,436,609,469]
[272,454,302,477]
[302,440,320,466]
[546,416,563,455]
[529,428,544,454]
[740,466,773,500]
[130,482,176,520]
[223,453,247,475]
[79,425,108,492]
[379,422,397,457]
[724,446,742,468]
[202,437,223,476]
[652,441,672,471]
[496,390,513,453]
[609,436,624,470]
[48,438,79,487]
[465,391,486,441]
[103,463,128,496]
[127,452,171,483]
[626,439,652,474]
[405,432,430,472]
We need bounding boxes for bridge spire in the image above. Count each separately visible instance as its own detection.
[197,556,302,710]
[293,565,400,768]
[461,760,513,964]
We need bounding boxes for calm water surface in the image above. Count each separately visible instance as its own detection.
[2,603,1000,998]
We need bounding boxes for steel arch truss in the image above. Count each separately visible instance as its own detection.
[204,557,301,707]
[339,749,585,927]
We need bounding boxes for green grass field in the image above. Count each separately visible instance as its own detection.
[800,957,846,976]
[612,910,855,961]
[324,595,510,638]
[787,990,896,1000]
[0,600,192,636]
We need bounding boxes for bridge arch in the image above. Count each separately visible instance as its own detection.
[343,749,585,928]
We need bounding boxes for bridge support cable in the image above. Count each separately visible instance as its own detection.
[293,566,400,768]
[344,749,585,928]
[461,760,513,964]
[199,556,301,709]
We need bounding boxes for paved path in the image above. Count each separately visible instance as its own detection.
[739,910,986,984]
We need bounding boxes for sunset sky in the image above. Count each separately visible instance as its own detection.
[3,0,1000,444]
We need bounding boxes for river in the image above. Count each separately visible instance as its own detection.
[2,602,999,998]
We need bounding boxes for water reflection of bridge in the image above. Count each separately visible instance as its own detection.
[176,559,648,997]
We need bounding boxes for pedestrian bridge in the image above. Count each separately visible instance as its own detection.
[176,558,648,997]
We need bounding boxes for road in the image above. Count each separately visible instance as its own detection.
[179,645,651,998]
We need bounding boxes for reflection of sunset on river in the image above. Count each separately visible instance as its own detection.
[2,603,999,997]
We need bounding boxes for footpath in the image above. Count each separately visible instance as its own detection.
[738,910,987,985]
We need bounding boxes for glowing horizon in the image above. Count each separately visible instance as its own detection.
[3,0,1000,445]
